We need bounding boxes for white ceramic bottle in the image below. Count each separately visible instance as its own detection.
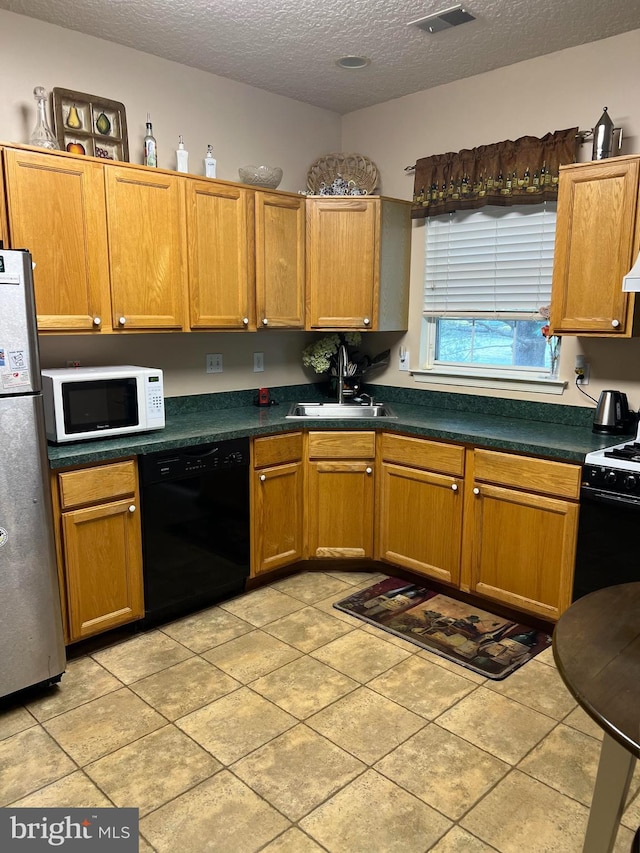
[204,144,217,178]
[176,135,189,172]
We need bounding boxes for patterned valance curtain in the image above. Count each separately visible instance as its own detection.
[411,128,578,219]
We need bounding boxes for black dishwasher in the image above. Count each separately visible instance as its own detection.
[139,438,250,626]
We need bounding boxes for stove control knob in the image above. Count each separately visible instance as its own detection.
[623,474,637,490]
[605,471,618,486]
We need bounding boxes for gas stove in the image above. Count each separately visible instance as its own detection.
[584,427,640,497]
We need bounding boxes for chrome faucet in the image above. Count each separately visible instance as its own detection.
[336,345,354,404]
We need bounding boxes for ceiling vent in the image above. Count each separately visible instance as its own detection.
[408,5,476,34]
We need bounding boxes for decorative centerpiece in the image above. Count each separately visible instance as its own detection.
[306,153,378,195]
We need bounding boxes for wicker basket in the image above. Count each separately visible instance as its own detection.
[306,153,379,194]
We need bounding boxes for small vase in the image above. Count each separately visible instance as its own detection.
[29,86,60,150]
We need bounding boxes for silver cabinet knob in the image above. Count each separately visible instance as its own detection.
[118,316,126,326]
[260,474,266,482]
[612,319,620,328]
[128,505,136,513]
[242,317,249,326]
[451,483,458,491]
[262,318,269,326]
[366,467,373,475]
[363,317,371,326]
[473,487,480,495]
[93,316,101,326]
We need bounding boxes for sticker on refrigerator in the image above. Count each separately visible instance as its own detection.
[0,528,8,548]
[8,349,27,370]
[0,348,4,366]
[1,370,30,390]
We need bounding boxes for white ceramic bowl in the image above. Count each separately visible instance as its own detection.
[238,165,283,189]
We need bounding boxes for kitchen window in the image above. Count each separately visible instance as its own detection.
[415,203,564,394]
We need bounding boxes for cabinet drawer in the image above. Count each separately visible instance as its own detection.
[308,430,376,459]
[473,449,580,500]
[381,433,465,476]
[58,460,137,510]
[254,432,303,468]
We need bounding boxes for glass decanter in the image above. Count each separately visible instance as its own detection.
[29,86,60,149]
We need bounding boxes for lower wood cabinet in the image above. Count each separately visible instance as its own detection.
[377,433,465,586]
[251,432,305,575]
[466,449,580,621]
[307,431,376,558]
[51,459,144,643]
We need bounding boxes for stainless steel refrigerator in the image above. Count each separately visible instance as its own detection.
[0,249,65,698]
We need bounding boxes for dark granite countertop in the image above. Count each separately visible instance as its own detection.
[46,384,628,469]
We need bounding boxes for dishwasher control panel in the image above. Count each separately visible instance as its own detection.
[140,437,249,484]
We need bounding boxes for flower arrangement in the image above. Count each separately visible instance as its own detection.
[302,332,389,379]
[539,305,560,376]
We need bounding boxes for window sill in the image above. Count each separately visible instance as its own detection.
[411,366,567,395]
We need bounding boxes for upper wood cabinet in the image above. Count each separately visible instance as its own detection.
[2,147,110,332]
[186,185,305,330]
[305,195,411,331]
[550,155,640,337]
[187,180,253,329]
[255,191,305,329]
[105,166,188,331]
[1,144,305,334]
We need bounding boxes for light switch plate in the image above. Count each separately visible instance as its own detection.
[206,353,223,373]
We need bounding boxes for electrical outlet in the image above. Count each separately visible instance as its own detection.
[253,352,264,372]
[575,355,590,385]
[399,348,410,372]
[206,353,223,374]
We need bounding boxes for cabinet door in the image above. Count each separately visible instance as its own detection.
[187,180,253,329]
[105,166,187,330]
[252,461,304,574]
[307,460,374,558]
[551,158,640,336]
[377,462,463,585]
[469,483,578,621]
[3,148,109,332]
[306,197,378,329]
[255,192,305,328]
[62,498,144,641]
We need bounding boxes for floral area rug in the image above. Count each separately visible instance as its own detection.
[334,577,552,680]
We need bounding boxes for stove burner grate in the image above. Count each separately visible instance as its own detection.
[604,442,640,461]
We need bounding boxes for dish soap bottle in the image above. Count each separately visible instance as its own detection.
[176,135,189,172]
[204,144,217,178]
[143,114,157,167]
[29,86,60,149]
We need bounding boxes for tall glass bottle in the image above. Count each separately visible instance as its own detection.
[143,114,157,167]
[29,87,60,149]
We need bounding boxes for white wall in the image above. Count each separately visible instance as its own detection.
[0,10,341,190]
[343,29,640,411]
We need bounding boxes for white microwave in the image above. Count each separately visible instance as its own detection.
[41,365,165,443]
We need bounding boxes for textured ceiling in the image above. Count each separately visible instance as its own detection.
[2,0,640,113]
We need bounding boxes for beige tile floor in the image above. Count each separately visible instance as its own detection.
[1,570,639,853]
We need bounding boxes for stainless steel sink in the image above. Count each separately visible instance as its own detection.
[286,402,397,419]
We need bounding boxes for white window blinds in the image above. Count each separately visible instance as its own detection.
[424,204,556,317]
